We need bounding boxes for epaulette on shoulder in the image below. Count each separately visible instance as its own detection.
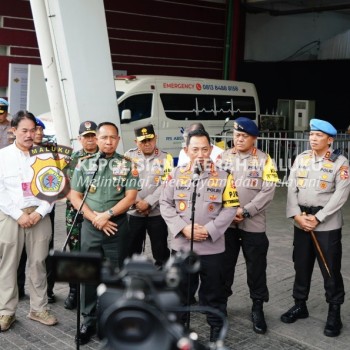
[329,148,342,162]
[162,151,173,159]
[123,155,132,162]
[262,149,270,157]
[70,150,81,158]
[255,148,268,158]
[80,153,96,161]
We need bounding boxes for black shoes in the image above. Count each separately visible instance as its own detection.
[324,304,342,337]
[281,301,342,337]
[281,301,309,323]
[64,290,77,310]
[75,324,96,345]
[47,290,56,304]
[209,326,221,342]
[251,300,267,334]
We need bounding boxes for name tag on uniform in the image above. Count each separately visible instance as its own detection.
[22,182,33,197]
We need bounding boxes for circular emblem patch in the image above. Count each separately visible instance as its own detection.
[179,201,187,211]
[320,182,327,190]
[208,203,215,212]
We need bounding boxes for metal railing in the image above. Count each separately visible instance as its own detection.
[211,131,350,183]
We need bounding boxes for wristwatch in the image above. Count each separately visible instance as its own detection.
[107,209,114,217]
[242,208,251,218]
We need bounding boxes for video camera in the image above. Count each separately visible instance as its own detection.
[50,250,227,350]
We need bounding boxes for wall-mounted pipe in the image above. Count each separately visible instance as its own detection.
[242,1,350,16]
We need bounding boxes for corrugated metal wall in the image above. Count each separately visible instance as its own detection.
[0,0,227,88]
[105,0,226,77]
[0,1,40,86]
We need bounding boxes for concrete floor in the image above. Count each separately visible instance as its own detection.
[1,186,350,349]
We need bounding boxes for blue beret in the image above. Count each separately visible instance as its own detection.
[310,118,336,137]
[35,117,46,129]
[233,117,259,137]
[0,98,9,106]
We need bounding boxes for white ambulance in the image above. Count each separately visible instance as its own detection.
[115,75,260,160]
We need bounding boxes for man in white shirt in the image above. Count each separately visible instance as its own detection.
[0,110,58,332]
[177,122,223,166]
[17,117,57,303]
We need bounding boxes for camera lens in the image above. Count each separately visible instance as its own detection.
[99,299,178,350]
[112,310,151,342]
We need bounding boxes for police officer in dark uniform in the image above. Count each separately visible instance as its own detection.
[70,122,139,345]
[125,124,172,268]
[64,121,99,310]
[217,117,278,335]
[281,119,350,337]
[160,128,240,342]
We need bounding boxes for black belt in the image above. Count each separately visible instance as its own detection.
[299,205,323,215]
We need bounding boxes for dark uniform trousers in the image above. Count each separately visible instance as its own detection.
[81,214,130,327]
[224,227,269,302]
[128,215,170,267]
[65,202,83,293]
[175,251,227,328]
[292,227,344,304]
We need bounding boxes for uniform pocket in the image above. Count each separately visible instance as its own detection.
[245,177,263,190]
[173,190,190,214]
[203,193,222,217]
[315,178,334,192]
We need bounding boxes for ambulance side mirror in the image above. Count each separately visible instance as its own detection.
[121,109,131,123]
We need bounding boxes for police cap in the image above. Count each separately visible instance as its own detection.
[0,98,9,114]
[79,121,97,136]
[134,124,155,141]
[233,117,259,137]
[35,117,46,129]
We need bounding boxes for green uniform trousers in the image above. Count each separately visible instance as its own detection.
[80,214,130,327]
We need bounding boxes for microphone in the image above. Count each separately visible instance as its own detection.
[96,151,106,160]
[95,152,107,164]
[91,151,107,172]
[192,162,202,182]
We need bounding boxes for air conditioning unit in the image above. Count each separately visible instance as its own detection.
[294,100,315,131]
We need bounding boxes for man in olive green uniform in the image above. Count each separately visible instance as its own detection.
[216,117,278,335]
[281,119,350,337]
[70,122,139,345]
[64,121,98,310]
[125,124,172,268]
